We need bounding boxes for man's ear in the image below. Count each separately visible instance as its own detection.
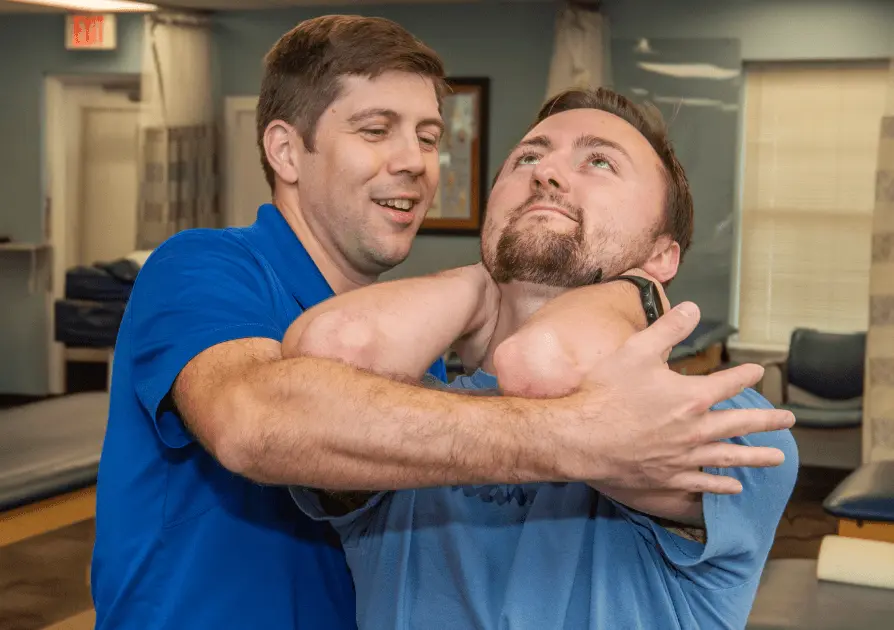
[263,120,302,186]
[641,235,680,284]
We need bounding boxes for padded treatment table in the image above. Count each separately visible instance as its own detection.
[0,393,108,546]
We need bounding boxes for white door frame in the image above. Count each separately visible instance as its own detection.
[44,75,140,394]
[224,95,261,227]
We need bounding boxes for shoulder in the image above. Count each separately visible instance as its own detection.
[128,227,279,328]
[142,227,254,268]
[135,228,267,292]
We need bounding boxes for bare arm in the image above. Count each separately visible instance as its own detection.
[172,336,561,488]
[282,264,499,379]
[172,305,791,494]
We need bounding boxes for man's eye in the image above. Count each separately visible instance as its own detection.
[362,128,387,138]
[514,153,540,167]
[419,134,439,148]
[588,153,615,172]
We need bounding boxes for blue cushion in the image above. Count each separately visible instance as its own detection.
[822,461,894,522]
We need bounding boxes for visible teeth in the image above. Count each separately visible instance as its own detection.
[375,199,414,211]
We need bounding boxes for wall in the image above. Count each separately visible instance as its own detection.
[603,0,894,61]
[212,1,559,281]
[0,13,143,395]
[612,38,741,324]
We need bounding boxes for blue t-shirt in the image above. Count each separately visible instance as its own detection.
[293,369,798,630]
[91,203,446,629]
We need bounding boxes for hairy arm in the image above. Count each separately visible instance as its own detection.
[173,337,563,489]
[282,264,499,379]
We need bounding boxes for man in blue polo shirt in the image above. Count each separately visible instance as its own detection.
[92,15,794,630]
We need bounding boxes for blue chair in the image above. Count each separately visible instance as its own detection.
[762,328,866,469]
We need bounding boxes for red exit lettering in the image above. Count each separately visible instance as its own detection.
[71,15,104,47]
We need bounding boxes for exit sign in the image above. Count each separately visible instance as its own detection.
[66,14,117,50]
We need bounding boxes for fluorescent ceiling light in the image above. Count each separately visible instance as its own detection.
[637,62,740,80]
[8,0,157,11]
[652,96,739,112]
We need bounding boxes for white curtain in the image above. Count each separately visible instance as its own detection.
[545,1,612,99]
[136,11,218,250]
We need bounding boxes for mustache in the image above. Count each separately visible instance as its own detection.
[512,192,584,223]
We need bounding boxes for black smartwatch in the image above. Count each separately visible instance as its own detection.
[600,275,664,326]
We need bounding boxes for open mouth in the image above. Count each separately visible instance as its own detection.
[374,198,416,212]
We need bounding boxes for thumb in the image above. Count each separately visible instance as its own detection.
[623,301,701,360]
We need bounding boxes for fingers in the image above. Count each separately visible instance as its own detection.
[623,301,701,358]
[700,408,795,442]
[669,470,744,495]
[686,363,766,410]
[689,442,787,469]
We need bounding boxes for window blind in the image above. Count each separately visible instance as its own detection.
[737,62,887,349]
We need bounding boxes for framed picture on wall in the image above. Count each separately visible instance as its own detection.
[419,77,490,235]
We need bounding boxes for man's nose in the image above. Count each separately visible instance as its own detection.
[388,134,426,177]
[531,160,569,193]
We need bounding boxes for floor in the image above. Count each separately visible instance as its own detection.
[0,466,850,630]
[0,520,94,630]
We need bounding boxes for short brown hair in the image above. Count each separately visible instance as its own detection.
[517,88,694,261]
[257,15,447,191]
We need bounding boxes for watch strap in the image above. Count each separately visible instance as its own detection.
[601,274,664,326]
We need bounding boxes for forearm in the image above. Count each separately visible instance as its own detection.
[283,265,492,380]
[212,354,565,489]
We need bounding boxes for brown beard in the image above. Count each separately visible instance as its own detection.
[486,193,602,287]
[484,192,658,288]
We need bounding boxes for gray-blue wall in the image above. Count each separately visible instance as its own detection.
[0,13,143,395]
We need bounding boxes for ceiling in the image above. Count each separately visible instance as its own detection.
[0,0,519,12]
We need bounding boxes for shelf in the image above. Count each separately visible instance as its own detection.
[0,242,51,252]
[0,243,52,294]
[64,347,113,363]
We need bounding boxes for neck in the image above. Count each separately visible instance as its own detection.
[274,190,377,294]
[479,281,568,374]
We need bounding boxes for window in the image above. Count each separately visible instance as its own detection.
[737,62,887,349]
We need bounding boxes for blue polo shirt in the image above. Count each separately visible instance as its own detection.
[92,203,446,629]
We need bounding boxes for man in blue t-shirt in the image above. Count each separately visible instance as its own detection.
[92,15,794,630]
[285,88,798,629]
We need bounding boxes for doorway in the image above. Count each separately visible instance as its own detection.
[44,74,141,394]
[224,96,270,227]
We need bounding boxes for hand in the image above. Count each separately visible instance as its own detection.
[556,302,794,495]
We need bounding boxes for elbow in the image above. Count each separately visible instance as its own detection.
[493,327,581,398]
[283,310,379,371]
[205,381,269,481]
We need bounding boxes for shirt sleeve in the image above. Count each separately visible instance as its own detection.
[614,388,799,590]
[127,230,283,450]
[289,487,390,547]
